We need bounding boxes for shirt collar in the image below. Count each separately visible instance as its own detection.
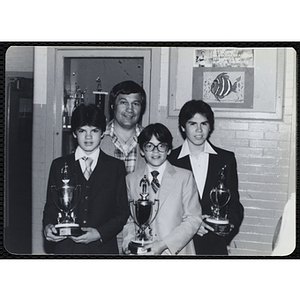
[178,139,217,159]
[74,146,100,161]
[102,119,143,141]
[147,161,167,178]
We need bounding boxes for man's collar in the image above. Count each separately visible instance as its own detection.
[102,119,143,139]
[178,140,217,159]
[102,120,114,137]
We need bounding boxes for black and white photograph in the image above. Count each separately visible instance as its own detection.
[1,1,299,298]
[0,40,298,300]
[3,45,296,257]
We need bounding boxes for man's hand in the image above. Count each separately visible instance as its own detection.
[44,224,67,242]
[144,240,167,255]
[70,227,101,244]
[197,215,215,236]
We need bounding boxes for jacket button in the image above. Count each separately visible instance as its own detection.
[83,220,87,224]
[85,196,88,200]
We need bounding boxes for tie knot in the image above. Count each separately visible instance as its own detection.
[83,156,93,167]
[151,170,159,179]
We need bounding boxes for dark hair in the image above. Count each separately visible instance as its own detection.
[71,104,106,134]
[109,80,146,120]
[138,123,173,151]
[178,100,215,139]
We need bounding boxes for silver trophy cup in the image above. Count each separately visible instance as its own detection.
[51,162,82,236]
[204,165,231,235]
[128,176,159,254]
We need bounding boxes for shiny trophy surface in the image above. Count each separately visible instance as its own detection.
[204,165,231,235]
[128,175,159,254]
[51,162,82,236]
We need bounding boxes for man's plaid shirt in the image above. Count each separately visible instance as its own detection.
[102,120,143,174]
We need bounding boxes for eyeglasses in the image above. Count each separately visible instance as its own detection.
[143,142,169,153]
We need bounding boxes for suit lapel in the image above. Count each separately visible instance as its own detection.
[176,147,192,171]
[85,151,108,203]
[203,149,222,197]
[157,161,176,210]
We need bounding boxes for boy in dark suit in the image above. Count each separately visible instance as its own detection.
[123,123,202,255]
[43,104,129,254]
[168,100,244,255]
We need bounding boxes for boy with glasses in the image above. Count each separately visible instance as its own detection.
[122,123,202,255]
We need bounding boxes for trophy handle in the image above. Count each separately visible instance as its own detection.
[128,199,159,228]
[218,189,231,209]
[69,184,81,213]
[128,199,141,227]
[209,188,231,209]
[51,184,81,214]
[223,190,231,208]
[148,199,159,227]
[51,185,65,213]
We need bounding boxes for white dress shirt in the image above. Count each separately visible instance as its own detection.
[74,146,100,174]
[178,139,217,198]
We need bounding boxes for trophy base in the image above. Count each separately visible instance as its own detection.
[128,240,152,255]
[204,217,230,235]
[55,223,83,236]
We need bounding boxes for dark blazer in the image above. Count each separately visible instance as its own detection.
[43,150,130,255]
[168,142,244,255]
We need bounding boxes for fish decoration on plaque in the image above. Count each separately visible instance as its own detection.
[210,72,241,102]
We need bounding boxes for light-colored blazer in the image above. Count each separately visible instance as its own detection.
[122,161,202,255]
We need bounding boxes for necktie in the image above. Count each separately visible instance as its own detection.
[151,170,160,193]
[83,157,93,180]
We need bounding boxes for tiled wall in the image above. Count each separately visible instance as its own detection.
[31,47,296,255]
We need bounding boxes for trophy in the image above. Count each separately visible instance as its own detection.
[128,175,159,254]
[51,162,82,236]
[204,165,231,235]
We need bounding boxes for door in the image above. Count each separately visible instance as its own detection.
[53,47,152,158]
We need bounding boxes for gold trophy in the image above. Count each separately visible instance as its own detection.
[128,176,159,254]
[51,162,82,236]
[204,165,231,235]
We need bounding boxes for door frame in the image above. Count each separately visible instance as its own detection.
[51,46,160,159]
